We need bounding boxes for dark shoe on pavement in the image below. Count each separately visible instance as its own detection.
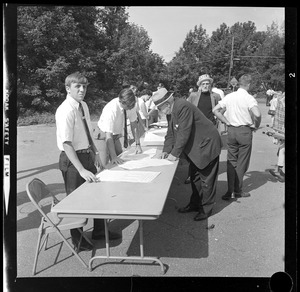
[178,204,199,213]
[184,176,191,184]
[221,192,234,201]
[194,212,209,221]
[92,231,122,241]
[235,192,251,198]
[278,169,285,177]
[72,238,94,252]
[269,169,285,182]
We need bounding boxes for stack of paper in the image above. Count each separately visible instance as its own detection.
[118,148,173,170]
[143,128,167,146]
[96,169,160,183]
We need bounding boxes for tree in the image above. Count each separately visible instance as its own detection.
[166,24,209,95]
[17,6,101,113]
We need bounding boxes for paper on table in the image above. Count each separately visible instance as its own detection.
[119,148,173,170]
[143,128,167,145]
[96,169,160,183]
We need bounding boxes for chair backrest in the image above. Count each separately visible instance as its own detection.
[26,178,55,221]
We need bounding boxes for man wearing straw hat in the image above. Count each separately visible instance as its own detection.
[183,74,222,184]
[153,90,222,221]
[187,74,221,126]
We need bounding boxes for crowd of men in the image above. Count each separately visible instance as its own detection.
[55,71,287,251]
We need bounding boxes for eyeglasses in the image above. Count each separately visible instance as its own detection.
[201,83,210,86]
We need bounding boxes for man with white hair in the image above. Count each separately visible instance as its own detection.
[187,74,221,125]
[184,74,221,184]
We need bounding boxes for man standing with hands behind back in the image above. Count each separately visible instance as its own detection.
[213,74,261,200]
[56,72,121,251]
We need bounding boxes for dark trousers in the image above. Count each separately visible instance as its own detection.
[226,126,253,194]
[188,156,219,215]
[148,109,158,124]
[59,151,104,240]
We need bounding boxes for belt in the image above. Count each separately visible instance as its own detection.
[76,148,91,154]
[228,125,250,128]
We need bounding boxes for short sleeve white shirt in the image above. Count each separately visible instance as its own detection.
[97,97,137,135]
[218,88,258,127]
[137,97,148,119]
[212,87,225,99]
[55,95,92,151]
[145,97,156,111]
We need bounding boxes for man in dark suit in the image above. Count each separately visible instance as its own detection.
[152,90,222,221]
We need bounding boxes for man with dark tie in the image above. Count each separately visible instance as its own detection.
[55,72,121,249]
[97,88,142,166]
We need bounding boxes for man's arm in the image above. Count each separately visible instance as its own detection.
[63,141,98,182]
[130,120,142,154]
[249,105,262,129]
[105,132,124,165]
[213,104,230,125]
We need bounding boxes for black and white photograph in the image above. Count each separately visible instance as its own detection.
[3,5,296,292]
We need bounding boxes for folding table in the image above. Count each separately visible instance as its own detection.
[52,144,178,273]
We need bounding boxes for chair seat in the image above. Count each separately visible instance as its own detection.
[44,212,88,233]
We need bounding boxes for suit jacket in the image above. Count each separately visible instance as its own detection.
[187,90,221,109]
[163,98,222,170]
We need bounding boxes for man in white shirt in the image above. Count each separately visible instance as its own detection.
[56,72,121,248]
[97,88,142,165]
[130,85,148,128]
[212,85,225,100]
[213,74,261,200]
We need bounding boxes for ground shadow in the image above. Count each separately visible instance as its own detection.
[243,170,278,192]
[17,163,59,181]
[124,163,274,261]
[124,163,228,260]
[17,183,65,207]
[90,219,135,253]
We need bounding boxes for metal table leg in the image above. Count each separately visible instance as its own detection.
[88,219,165,274]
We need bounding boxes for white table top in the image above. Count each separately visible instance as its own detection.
[142,128,167,146]
[52,146,178,220]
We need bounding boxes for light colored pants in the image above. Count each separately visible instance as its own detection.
[277,143,285,168]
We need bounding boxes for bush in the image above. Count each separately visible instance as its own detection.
[17,111,55,126]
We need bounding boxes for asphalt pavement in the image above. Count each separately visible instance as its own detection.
[10,101,290,290]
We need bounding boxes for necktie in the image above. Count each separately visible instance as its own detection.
[79,103,93,147]
[123,109,128,148]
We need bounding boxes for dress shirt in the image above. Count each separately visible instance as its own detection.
[55,94,92,151]
[218,88,258,127]
[98,97,137,135]
[145,98,157,111]
[212,87,225,99]
[137,97,148,120]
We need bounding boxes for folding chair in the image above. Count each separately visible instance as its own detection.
[26,178,93,275]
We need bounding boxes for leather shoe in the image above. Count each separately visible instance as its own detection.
[221,192,234,200]
[92,231,122,241]
[72,238,93,252]
[178,204,199,213]
[194,212,208,221]
[235,192,250,198]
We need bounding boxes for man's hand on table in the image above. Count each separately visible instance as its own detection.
[166,153,178,161]
[111,156,125,165]
[152,151,169,159]
[79,169,98,183]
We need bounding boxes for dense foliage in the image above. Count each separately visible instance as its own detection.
[17,6,285,118]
